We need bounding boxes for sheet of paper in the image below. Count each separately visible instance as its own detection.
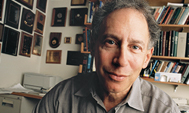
[0,83,34,94]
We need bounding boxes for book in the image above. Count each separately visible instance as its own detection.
[185,33,189,57]
[160,6,171,24]
[169,7,182,24]
[165,31,170,56]
[167,7,177,24]
[178,63,187,74]
[156,6,165,21]
[165,62,174,73]
[174,7,185,24]
[149,60,158,77]
[171,62,179,73]
[181,65,189,83]
[167,31,172,56]
[178,7,189,25]
[159,31,163,56]
[163,7,174,24]
[174,31,178,57]
[177,32,187,57]
[162,31,167,56]
[158,6,170,24]
[160,61,169,72]
[170,31,175,56]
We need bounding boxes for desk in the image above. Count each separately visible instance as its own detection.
[12,92,43,99]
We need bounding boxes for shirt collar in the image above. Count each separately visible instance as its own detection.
[125,77,144,111]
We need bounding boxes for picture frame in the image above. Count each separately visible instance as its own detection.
[34,10,46,34]
[32,33,43,56]
[64,37,71,44]
[0,0,4,21]
[15,0,33,9]
[4,0,21,29]
[46,50,62,64]
[49,32,61,48]
[51,7,67,27]
[20,8,35,34]
[75,34,83,44]
[0,23,4,41]
[19,32,33,57]
[71,0,86,6]
[1,27,20,56]
[36,0,47,13]
[70,8,88,26]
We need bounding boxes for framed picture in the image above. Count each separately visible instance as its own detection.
[4,0,21,29]
[1,27,20,56]
[15,0,33,9]
[32,33,43,56]
[71,0,86,6]
[51,7,67,27]
[70,8,88,26]
[20,8,35,34]
[75,34,83,44]
[49,32,61,48]
[0,23,4,41]
[46,50,62,64]
[0,0,4,20]
[36,0,47,13]
[34,10,46,34]
[19,32,33,57]
[64,37,71,44]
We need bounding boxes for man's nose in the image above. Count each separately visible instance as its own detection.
[113,46,128,67]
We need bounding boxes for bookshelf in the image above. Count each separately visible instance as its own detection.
[83,0,189,86]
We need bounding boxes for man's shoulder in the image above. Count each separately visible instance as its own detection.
[139,77,180,112]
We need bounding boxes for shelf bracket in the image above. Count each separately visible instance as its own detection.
[174,85,178,92]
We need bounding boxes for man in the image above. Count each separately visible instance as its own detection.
[34,0,180,112]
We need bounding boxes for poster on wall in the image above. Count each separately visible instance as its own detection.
[34,10,46,34]
[4,0,21,29]
[19,32,33,57]
[0,0,4,21]
[20,8,35,34]
[0,23,4,42]
[46,50,62,64]
[2,27,20,56]
[70,8,88,26]
[51,7,67,27]
[36,0,47,13]
[32,33,43,56]
[15,0,33,9]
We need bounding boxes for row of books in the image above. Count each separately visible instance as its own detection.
[87,1,103,23]
[151,3,189,25]
[78,53,95,73]
[142,59,189,84]
[153,31,189,57]
[82,27,91,52]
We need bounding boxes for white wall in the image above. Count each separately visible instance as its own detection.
[39,0,88,80]
[0,0,43,87]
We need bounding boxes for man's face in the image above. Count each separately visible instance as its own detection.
[94,8,153,94]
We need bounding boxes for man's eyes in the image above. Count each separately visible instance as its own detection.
[106,40,115,45]
[132,45,139,50]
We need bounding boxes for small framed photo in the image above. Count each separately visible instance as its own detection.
[20,8,35,34]
[32,33,43,56]
[34,10,46,34]
[0,0,4,20]
[70,8,88,26]
[46,50,62,64]
[36,0,47,13]
[15,0,33,9]
[2,27,20,56]
[19,32,33,57]
[49,32,62,48]
[64,37,71,44]
[75,34,83,44]
[51,7,67,27]
[4,0,21,29]
[0,23,4,41]
[71,0,86,6]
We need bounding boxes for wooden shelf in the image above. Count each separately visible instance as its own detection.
[142,77,189,86]
[159,24,189,32]
[84,14,92,29]
[12,92,43,99]
[152,56,189,62]
[81,42,90,53]
[146,0,189,6]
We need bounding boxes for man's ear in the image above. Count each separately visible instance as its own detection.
[142,47,154,69]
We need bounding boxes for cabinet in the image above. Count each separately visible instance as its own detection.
[0,94,39,113]
[83,0,189,86]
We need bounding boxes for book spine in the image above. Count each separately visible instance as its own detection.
[159,31,163,56]
[174,31,178,57]
[181,66,189,83]
[170,31,175,56]
[185,33,189,57]
[162,31,166,56]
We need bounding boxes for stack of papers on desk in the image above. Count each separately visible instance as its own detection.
[0,83,34,94]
